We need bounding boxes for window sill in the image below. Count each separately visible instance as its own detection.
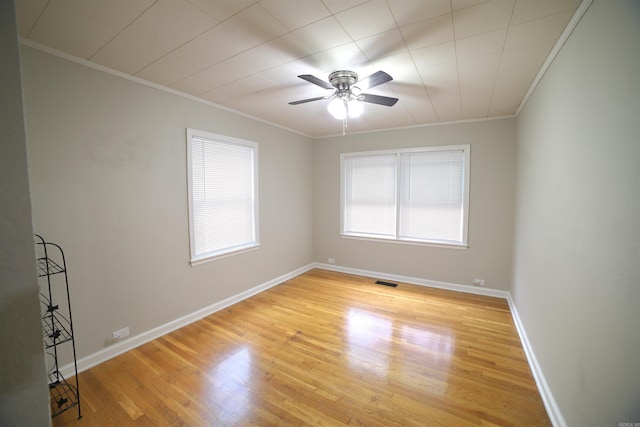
[190,243,261,266]
[340,234,468,250]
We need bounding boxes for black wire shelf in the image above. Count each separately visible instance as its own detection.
[42,311,74,348]
[36,256,65,277]
[48,371,80,417]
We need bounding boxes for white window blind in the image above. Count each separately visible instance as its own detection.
[343,154,397,238]
[341,146,469,247]
[399,150,465,243]
[187,129,258,264]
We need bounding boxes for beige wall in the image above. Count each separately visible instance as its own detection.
[313,118,517,290]
[513,0,640,425]
[0,1,50,425]
[22,46,314,363]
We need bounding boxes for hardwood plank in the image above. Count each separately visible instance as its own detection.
[53,269,551,426]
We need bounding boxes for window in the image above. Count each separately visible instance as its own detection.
[341,145,469,247]
[187,129,259,264]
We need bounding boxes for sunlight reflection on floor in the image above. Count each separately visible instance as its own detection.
[210,347,252,423]
[346,307,454,395]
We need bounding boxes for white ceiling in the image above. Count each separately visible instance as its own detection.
[17,0,583,138]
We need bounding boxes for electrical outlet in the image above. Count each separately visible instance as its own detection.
[112,327,130,341]
[328,258,335,264]
[472,279,485,287]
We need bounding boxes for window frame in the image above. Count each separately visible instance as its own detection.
[186,128,260,266]
[340,145,470,249]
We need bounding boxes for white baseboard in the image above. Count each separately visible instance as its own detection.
[59,261,565,427]
[312,262,510,299]
[59,263,315,378]
[506,295,567,427]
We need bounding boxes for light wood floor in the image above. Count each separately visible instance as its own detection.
[53,269,551,426]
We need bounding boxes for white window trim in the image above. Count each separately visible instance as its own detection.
[340,145,470,249]
[186,128,260,266]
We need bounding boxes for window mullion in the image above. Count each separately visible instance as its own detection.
[395,153,401,239]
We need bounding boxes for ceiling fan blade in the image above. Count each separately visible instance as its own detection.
[289,96,327,105]
[358,71,393,90]
[360,93,399,106]
[298,74,333,90]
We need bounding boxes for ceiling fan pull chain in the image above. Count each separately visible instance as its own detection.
[343,99,349,135]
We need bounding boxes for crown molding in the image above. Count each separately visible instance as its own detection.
[515,0,594,116]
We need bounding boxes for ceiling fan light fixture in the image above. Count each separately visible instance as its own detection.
[328,97,363,120]
[327,98,346,119]
[348,99,364,118]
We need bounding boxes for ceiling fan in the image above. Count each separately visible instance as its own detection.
[289,70,399,123]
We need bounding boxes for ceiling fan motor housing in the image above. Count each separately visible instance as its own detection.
[329,70,358,91]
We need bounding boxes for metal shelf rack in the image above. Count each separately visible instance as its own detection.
[35,234,82,420]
